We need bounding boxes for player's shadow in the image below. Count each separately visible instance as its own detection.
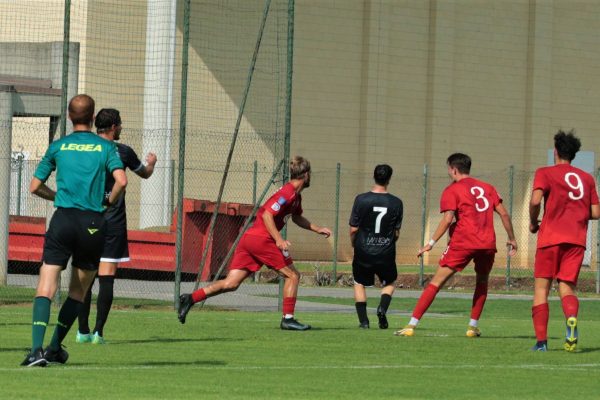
[0,347,34,353]
[0,322,31,327]
[130,360,227,367]
[109,337,244,345]
[574,347,600,354]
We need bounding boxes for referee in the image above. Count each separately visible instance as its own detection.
[349,164,403,329]
[21,94,127,367]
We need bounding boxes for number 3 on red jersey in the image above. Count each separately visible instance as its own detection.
[470,186,489,212]
[565,172,584,200]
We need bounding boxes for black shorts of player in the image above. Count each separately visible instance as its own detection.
[100,228,130,263]
[42,208,106,271]
[352,261,398,287]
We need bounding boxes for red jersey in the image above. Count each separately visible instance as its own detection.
[245,182,303,238]
[533,164,599,248]
[440,177,502,250]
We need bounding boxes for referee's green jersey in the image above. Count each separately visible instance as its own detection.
[34,131,124,213]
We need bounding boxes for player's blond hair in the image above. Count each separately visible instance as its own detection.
[290,156,311,179]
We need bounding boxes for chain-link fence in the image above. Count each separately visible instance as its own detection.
[0,0,291,307]
[2,1,600,312]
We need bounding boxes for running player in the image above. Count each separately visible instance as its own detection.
[76,108,157,344]
[350,164,403,329]
[177,156,332,330]
[395,153,517,337]
[529,130,600,352]
[21,95,126,366]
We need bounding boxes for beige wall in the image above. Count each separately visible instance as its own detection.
[3,0,600,268]
[289,0,600,266]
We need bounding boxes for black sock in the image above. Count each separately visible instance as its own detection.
[77,282,93,334]
[93,275,115,337]
[379,294,392,313]
[50,297,83,350]
[355,302,368,324]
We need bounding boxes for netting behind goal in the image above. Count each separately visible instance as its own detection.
[0,0,290,310]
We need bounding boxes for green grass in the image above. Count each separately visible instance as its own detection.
[2,297,600,399]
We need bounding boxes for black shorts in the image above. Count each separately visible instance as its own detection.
[101,229,130,263]
[42,208,106,271]
[352,260,398,287]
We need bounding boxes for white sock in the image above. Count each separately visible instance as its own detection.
[469,319,478,327]
[284,314,294,319]
[408,317,419,327]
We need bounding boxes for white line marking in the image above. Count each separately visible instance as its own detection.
[1,363,599,372]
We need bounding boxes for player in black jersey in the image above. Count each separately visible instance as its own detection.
[349,164,403,329]
[76,108,157,344]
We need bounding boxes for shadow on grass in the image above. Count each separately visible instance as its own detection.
[574,347,600,354]
[109,337,244,345]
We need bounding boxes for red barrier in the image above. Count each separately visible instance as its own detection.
[8,199,253,280]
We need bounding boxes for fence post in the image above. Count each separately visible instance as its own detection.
[174,0,191,308]
[59,0,71,138]
[419,164,428,287]
[16,154,24,216]
[253,160,258,205]
[506,165,514,290]
[332,163,341,284]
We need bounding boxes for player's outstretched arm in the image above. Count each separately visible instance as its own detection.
[494,202,517,256]
[108,169,128,206]
[529,189,543,233]
[417,210,454,257]
[29,177,56,201]
[292,214,331,238]
[135,152,157,179]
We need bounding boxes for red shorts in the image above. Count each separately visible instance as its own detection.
[534,244,585,284]
[439,246,496,273]
[229,234,293,272]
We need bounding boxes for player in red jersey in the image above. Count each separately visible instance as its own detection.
[529,130,600,352]
[395,153,517,337]
[177,156,332,330]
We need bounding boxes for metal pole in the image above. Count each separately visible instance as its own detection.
[278,0,295,309]
[419,164,428,287]
[16,155,23,216]
[59,0,71,138]
[332,163,341,284]
[506,165,514,290]
[174,0,191,308]
[196,0,273,288]
[253,160,258,205]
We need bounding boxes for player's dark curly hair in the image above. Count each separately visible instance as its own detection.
[95,108,121,133]
[373,164,392,186]
[554,129,581,161]
[447,153,471,174]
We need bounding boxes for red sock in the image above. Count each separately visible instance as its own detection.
[561,295,579,318]
[470,282,488,320]
[412,284,440,320]
[532,303,549,341]
[282,297,296,316]
[191,288,207,304]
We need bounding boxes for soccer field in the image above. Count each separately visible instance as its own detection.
[2,297,600,399]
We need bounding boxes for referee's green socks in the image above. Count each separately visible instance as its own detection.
[49,297,83,351]
[32,296,51,350]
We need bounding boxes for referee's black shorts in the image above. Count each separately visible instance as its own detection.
[352,259,398,287]
[42,208,106,271]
